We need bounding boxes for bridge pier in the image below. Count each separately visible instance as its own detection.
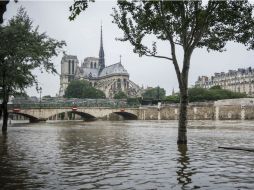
[29,118,47,123]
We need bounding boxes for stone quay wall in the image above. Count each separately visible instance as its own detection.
[138,98,254,120]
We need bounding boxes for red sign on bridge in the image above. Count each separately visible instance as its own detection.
[72,107,78,111]
[13,108,20,113]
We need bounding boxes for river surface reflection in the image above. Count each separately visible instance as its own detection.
[0,120,254,189]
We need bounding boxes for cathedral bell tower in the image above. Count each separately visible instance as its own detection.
[99,25,105,72]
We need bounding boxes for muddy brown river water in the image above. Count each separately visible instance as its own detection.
[0,120,254,190]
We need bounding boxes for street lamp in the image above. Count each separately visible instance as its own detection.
[157,86,160,101]
[39,87,42,109]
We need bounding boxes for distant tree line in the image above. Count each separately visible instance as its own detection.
[65,83,245,103]
[164,86,247,103]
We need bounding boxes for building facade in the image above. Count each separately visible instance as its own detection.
[195,67,254,96]
[59,27,141,98]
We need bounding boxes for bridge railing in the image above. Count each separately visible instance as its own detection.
[8,102,140,109]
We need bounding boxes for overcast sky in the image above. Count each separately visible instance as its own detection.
[3,0,254,97]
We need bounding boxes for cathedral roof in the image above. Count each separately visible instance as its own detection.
[99,62,129,77]
[78,68,99,78]
[77,62,129,79]
[84,57,98,61]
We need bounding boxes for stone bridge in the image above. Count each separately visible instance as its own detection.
[9,107,141,122]
[9,98,254,122]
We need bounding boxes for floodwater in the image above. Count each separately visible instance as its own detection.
[0,120,254,190]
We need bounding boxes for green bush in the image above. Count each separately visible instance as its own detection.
[142,87,166,100]
[164,95,180,103]
[127,97,141,106]
[64,80,105,99]
[114,91,128,99]
[188,87,247,102]
[164,87,247,103]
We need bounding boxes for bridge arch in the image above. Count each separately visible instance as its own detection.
[113,111,138,120]
[9,112,41,123]
[71,111,96,121]
[48,111,96,121]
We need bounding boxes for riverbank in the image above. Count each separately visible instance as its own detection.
[139,98,254,120]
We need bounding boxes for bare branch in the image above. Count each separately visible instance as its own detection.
[144,53,173,61]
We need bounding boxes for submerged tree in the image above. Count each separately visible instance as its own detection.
[112,1,254,144]
[0,8,65,132]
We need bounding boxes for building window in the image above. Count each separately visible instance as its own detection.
[68,60,71,74]
[124,79,127,89]
[90,62,93,68]
[94,62,96,68]
[72,60,74,74]
[117,78,121,89]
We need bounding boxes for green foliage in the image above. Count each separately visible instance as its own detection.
[14,92,29,98]
[0,8,65,130]
[112,1,254,100]
[0,8,65,99]
[43,95,51,98]
[64,80,105,99]
[164,95,180,103]
[69,0,95,21]
[114,91,127,99]
[188,87,247,102]
[210,85,222,90]
[142,87,166,100]
[165,87,247,103]
[113,1,254,56]
[127,97,141,106]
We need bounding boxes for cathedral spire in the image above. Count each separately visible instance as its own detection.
[99,24,105,71]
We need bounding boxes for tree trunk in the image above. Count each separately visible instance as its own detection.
[1,71,9,132]
[177,90,188,144]
[0,1,9,24]
[2,100,8,132]
[177,50,192,145]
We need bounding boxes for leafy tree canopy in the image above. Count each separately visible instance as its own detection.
[165,87,247,103]
[114,91,128,99]
[164,95,180,103]
[142,87,166,100]
[189,87,247,102]
[210,85,222,90]
[0,8,65,131]
[69,0,94,21]
[64,80,105,99]
[0,8,65,96]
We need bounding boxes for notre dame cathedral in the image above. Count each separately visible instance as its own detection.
[59,26,142,98]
